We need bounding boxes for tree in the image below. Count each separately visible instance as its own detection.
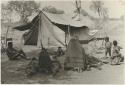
[1,3,12,23]
[7,1,40,23]
[90,1,108,18]
[72,0,82,21]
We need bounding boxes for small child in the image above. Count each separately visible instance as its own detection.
[105,37,112,58]
[111,40,124,65]
[57,47,64,57]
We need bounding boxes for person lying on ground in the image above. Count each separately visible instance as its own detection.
[38,48,53,74]
[57,47,65,57]
[6,42,28,60]
[111,40,124,65]
[105,37,112,58]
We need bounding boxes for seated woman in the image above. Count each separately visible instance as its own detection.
[6,42,27,60]
[111,40,124,65]
[38,48,53,74]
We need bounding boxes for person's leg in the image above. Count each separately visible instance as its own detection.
[18,50,28,59]
[110,56,114,65]
[106,48,110,58]
[109,48,111,57]
[108,48,112,63]
[105,48,108,58]
[116,54,122,64]
[18,50,26,56]
[12,53,21,60]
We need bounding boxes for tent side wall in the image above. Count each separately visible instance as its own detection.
[37,12,65,48]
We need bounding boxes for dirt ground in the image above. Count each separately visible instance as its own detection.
[1,47,124,84]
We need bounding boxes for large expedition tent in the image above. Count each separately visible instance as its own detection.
[13,11,95,48]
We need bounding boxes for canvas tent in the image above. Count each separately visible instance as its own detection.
[13,11,95,48]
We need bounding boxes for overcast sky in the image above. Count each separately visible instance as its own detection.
[1,0,125,18]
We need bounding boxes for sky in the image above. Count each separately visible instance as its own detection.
[38,0,125,18]
[1,0,125,19]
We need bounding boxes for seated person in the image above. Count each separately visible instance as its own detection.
[111,40,124,65]
[38,48,53,74]
[6,42,28,60]
[57,47,64,56]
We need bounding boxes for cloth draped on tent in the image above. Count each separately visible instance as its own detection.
[64,38,88,69]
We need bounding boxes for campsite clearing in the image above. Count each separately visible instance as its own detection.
[1,48,124,84]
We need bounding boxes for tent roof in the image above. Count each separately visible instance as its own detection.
[43,11,95,28]
[13,11,95,31]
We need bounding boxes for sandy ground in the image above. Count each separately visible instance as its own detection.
[1,47,124,84]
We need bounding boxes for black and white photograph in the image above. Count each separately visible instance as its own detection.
[1,0,125,84]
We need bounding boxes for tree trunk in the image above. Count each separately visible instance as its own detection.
[5,26,9,47]
[20,15,28,24]
[98,8,100,16]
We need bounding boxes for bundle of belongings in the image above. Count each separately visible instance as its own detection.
[64,36,103,72]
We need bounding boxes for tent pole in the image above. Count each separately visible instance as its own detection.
[39,14,43,48]
[65,32,67,47]
[48,38,50,48]
[68,25,71,39]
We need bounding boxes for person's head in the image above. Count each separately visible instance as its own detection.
[58,47,62,49]
[8,42,13,48]
[105,37,109,42]
[41,47,47,54]
[113,40,117,46]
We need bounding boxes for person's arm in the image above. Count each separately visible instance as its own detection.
[79,38,95,44]
[118,46,123,49]
[11,48,18,53]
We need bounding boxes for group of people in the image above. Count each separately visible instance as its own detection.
[5,36,124,77]
[104,37,124,65]
[6,42,64,77]
[25,47,64,77]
